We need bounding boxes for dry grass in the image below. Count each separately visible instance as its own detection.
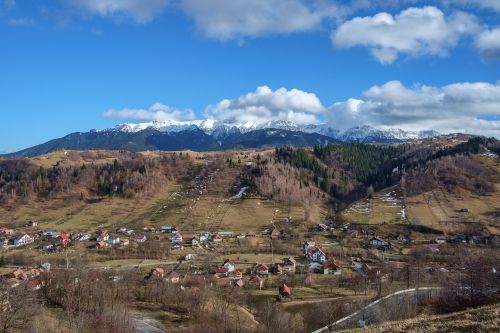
[343,303,500,333]
[341,186,406,225]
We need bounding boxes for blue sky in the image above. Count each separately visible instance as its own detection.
[1,0,499,152]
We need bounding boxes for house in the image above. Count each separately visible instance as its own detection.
[14,234,34,247]
[13,268,39,281]
[44,231,60,238]
[217,231,234,238]
[58,232,71,245]
[209,266,229,276]
[248,275,264,289]
[191,236,200,246]
[107,235,120,245]
[182,234,196,245]
[278,283,291,300]
[435,236,447,244]
[254,263,270,275]
[172,233,183,242]
[199,233,210,242]
[397,234,409,243]
[282,257,296,273]
[306,247,327,263]
[134,235,147,243]
[161,226,175,233]
[312,224,328,232]
[167,271,181,284]
[236,234,246,239]
[323,260,342,275]
[369,237,385,247]
[303,240,316,254]
[0,227,14,235]
[147,267,165,279]
[42,244,54,252]
[171,243,183,250]
[270,227,281,240]
[308,262,323,273]
[223,259,236,272]
[27,220,38,227]
[28,280,41,291]
[75,233,91,241]
[96,231,109,242]
[143,226,157,233]
[40,263,51,272]
[117,227,128,233]
[120,238,130,246]
[234,279,244,288]
[212,235,223,242]
[184,253,195,261]
[12,268,28,280]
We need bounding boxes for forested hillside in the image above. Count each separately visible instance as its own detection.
[0,151,194,203]
[251,137,499,212]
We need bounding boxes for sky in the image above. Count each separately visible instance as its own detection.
[0,0,499,152]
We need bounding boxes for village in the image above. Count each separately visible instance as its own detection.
[1,213,498,313]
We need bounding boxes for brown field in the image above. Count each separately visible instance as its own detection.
[343,303,500,333]
[340,186,406,225]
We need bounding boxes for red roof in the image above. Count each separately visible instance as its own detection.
[59,232,70,241]
[255,263,269,271]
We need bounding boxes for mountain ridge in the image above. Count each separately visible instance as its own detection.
[3,120,441,158]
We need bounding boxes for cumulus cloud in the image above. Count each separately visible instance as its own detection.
[65,0,170,23]
[104,103,196,122]
[476,28,500,58]
[329,80,500,137]
[180,0,336,41]
[331,6,480,64]
[204,86,325,125]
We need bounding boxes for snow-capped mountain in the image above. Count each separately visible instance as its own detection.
[5,119,441,157]
[107,120,439,142]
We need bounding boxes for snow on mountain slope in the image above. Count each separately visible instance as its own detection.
[106,119,439,142]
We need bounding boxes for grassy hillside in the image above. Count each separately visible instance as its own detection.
[343,303,500,333]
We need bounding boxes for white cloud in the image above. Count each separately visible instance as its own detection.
[180,0,336,41]
[476,28,500,58]
[7,17,35,26]
[331,6,480,64]
[104,103,196,122]
[204,86,325,125]
[329,80,500,137]
[65,0,170,23]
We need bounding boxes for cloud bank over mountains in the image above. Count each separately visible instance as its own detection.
[105,82,500,138]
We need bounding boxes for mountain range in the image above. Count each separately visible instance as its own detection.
[4,120,440,157]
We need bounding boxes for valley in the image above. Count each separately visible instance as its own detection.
[0,136,498,333]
